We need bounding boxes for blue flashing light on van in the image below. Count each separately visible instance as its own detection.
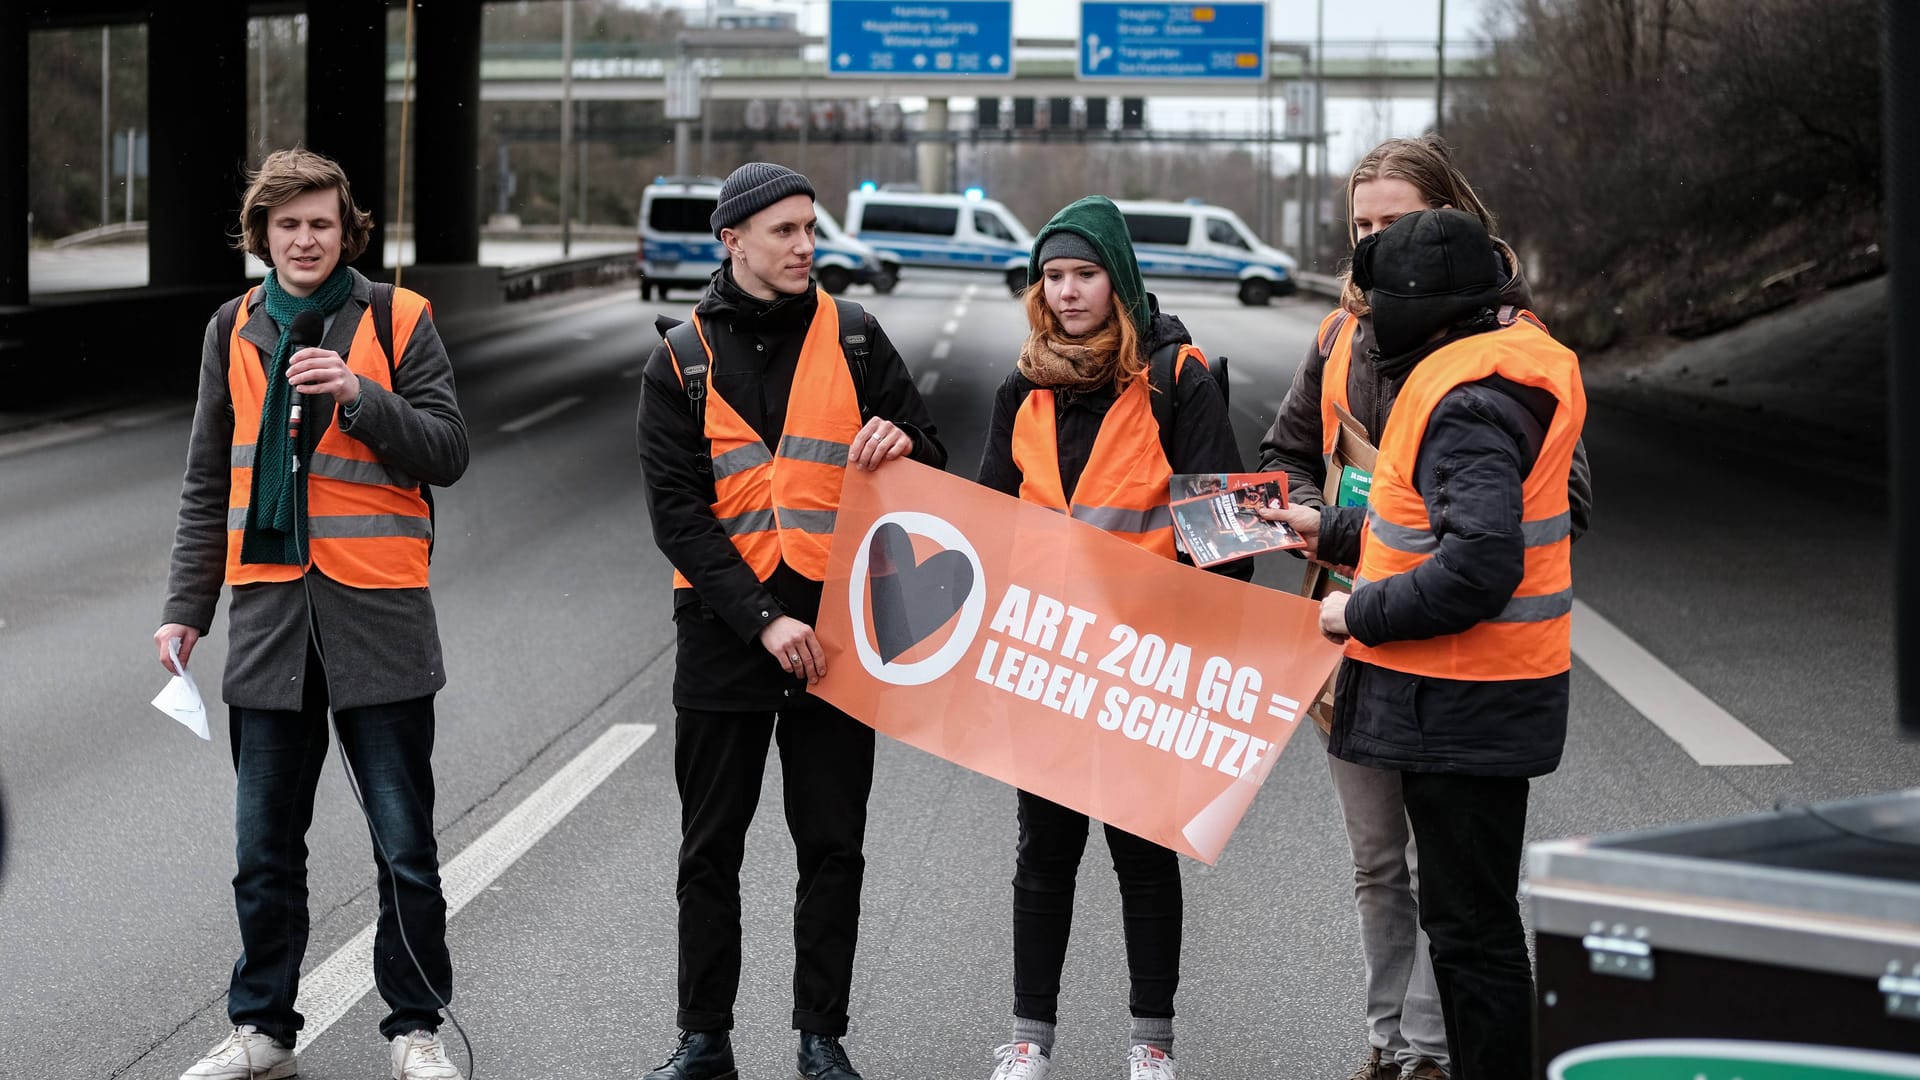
[636,178,899,302]
[844,189,1035,297]
[1114,199,1298,306]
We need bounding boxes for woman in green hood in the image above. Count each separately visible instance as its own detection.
[973,195,1249,1080]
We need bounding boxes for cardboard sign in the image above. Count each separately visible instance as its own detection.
[812,460,1342,864]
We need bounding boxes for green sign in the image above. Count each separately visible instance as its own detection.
[1552,1040,1920,1080]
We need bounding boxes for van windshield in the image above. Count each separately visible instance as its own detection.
[1206,218,1252,251]
[648,196,715,234]
[973,209,1015,243]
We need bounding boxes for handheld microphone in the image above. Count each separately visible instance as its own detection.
[285,311,326,471]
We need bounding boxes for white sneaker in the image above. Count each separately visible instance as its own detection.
[179,1025,297,1080]
[390,1030,464,1080]
[988,1041,1053,1080]
[1128,1044,1178,1080]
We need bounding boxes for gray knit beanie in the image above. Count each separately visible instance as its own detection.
[1036,230,1103,269]
[711,162,817,238]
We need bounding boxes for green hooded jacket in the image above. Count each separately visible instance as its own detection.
[1028,195,1152,340]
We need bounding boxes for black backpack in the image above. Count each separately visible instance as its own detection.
[656,296,874,477]
[1147,340,1232,460]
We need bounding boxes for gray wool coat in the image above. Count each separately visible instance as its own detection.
[161,268,469,712]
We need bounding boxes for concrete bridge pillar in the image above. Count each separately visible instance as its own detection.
[148,0,249,288]
[917,98,951,194]
[307,0,390,278]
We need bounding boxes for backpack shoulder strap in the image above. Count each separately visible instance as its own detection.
[1496,304,1549,333]
[1148,341,1190,460]
[833,297,873,420]
[660,317,712,474]
[215,291,247,377]
[371,282,398,381]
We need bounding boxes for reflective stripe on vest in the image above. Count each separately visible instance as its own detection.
[225,286,435,590]
[668,289,861,590]
[1346,316,1586,681]
[1010,362,1184,560]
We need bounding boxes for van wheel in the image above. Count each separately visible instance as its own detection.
[639,280,654,302]
[818,266,852,295]
[1006,267,1028,297]
[871,263,900,294]
[1238,278,1274,306]
[657,286,672,302]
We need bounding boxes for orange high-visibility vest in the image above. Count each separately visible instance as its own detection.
[667,289,862,587]
[1011,347,1209,559]
[1346,315,1585,681]
[1317,304,1545,464]
[225,287,434,589]
[1316,308,1360,465]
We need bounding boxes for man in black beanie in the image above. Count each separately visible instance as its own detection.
[635,162,947,1080]
[1304,208,1586,1080]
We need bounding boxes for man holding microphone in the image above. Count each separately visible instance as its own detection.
[154,148,468,1080]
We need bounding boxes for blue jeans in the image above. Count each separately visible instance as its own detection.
[226,643,451,1044]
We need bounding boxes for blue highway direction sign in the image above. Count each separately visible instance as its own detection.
[1078,3,1269,82]
[827,1,1015,79]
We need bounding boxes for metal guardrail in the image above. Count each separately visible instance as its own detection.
[498,250,636,302]
[1296,270,1345,301]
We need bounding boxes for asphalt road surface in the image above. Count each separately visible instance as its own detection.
[0,270,1908,1079]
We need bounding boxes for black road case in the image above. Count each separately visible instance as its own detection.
[1528,789,1920,1078]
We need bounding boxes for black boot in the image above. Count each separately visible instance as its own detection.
[796,1032,863,1080]
[643,1030,737,1080]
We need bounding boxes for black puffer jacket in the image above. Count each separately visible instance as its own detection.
[637,263,947,710]
[1256,239,1593,540]
[1313,213,1580,778]
[976,303,1253,581]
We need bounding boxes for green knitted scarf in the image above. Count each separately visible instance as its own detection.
[241,267,355,566]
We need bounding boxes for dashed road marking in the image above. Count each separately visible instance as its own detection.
[499,395,584,433]
[1572,600,1790,766]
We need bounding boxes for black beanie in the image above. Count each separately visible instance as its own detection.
[711,162,817,238]
[1352,208,1505,361]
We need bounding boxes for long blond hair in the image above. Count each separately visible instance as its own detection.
[1339,135,1497,315]
[1021,277,1148,390]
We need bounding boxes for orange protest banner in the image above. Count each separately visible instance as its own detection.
[812,460,1343,864]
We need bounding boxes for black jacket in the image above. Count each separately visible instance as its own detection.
[637,264,947,710]
[1317,321,1574,777]
[976,305,1254,581]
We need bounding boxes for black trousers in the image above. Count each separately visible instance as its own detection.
[1401,772,1533,1080]
[1011,790,1182,1024]
[673,699,876,1036]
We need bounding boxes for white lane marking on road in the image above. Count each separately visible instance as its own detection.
[499,395,585,433]
[917,370,940,395]
[953,305,969,320]
[964,284,979,299]
[1572,600,1790,766]
[931,340,952,361]
[942,320,959,335]
[621,365,646,379]
[293,722,657,1052]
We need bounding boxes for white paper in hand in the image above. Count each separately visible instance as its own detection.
[151,637,210,740]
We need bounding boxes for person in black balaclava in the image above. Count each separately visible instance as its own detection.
[1306,208,1589,1080]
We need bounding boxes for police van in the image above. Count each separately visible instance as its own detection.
[843,188,1035,296]
[636,177,896,302]
[1114,199,1298,306]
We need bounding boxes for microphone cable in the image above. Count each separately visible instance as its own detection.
[294,457,475,1077]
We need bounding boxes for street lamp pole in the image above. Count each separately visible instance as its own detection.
[1436,0,1448,136]
[559,0,574,254]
